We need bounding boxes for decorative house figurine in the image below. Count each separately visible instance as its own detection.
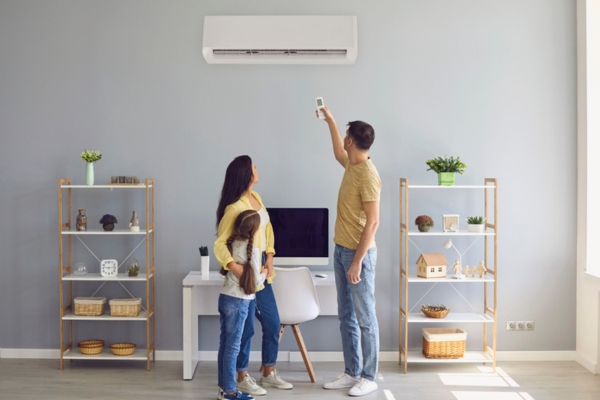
[442,214,460,232]
[416,253,448,278]
[477,261,487,278]
[129,211,139,232]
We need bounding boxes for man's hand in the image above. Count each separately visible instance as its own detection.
[316,105,333,122]
[347,261,362,284]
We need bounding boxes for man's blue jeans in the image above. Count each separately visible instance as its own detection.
[236,281,281,371]
[334,244,379,381]
[218,294,251,392]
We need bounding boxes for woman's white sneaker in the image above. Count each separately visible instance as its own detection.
[236,375,267,396]
[259,369,293,389]
[323,373,360,389]
[348,377,378,396]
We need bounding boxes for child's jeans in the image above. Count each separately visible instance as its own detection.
[218,294,251,392]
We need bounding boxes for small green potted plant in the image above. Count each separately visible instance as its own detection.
[128,258,140,277]
[425,155,467,186]
[466,215,486,233]
[415,215,434,232]
[81,149,102,186]
[99,214,118,231]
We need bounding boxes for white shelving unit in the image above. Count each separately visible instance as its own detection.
[399,178,498,373]
[58,178,156,370]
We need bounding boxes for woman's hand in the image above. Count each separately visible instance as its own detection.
[264,253,274,278]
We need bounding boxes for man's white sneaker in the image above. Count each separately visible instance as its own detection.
[323,373,360,390]
[348,377,378,397]
[259,369,293,390]
[236,375,267,396]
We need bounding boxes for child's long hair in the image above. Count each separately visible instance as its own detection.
[226,210,261,295]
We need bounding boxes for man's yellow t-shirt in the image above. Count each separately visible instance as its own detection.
[334,157,382,250]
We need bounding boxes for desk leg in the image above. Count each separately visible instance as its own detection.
[183,285,199,380]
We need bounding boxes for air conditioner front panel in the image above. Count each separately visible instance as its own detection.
[203,16,357,64]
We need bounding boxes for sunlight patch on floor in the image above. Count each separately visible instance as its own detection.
[383,389,397,400]
[452,392,533,399]
[438,366,520,388]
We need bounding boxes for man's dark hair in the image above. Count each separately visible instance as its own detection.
[347,121,375,150]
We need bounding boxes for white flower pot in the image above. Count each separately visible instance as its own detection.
[468,224,484,233]
[200,256,210,276]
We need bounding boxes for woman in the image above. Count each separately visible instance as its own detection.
[214,155,293,396]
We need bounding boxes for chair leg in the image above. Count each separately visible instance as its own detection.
[291,324,316,383]
[279,324,286,342]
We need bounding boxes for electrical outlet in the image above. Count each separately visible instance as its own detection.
[506,321,516,330]
[516,321,525,330]
[524,320,535,331]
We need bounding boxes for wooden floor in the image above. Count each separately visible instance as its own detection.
[0,359,599,400]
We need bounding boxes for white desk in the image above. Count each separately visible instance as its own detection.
[182,270,337,380]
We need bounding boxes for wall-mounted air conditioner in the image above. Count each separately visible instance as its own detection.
[202,16,357,65]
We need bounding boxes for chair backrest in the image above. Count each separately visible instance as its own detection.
[272,267,320,325]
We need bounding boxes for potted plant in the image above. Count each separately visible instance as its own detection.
[99,214,118,231]
[128,258,140,277]
[415,215,434,232]
[199,246,209,276]
[425,155,467,186]
[81,149,102,186]
[466,215,486,233]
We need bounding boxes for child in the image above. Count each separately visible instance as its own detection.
[217,210,266,400]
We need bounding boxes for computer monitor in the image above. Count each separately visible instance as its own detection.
[268,208,329,266]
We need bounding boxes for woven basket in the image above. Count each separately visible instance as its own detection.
[74,297,106,316]
[110,343,136,356]
[422,328,466,359]
[78,339,104,355]
[109,298,141,317]
[422,309,449,319]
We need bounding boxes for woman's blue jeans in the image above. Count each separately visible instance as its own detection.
[236,281,281,371]
[334,244,379,381]
[218,294,251,392]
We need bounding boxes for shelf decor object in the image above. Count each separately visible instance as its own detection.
[110,343,136,356]
[414,215,434,232]
[466,215,486,233]
[74,297,106,316]
[199,246,209,276]
[442,214,460,232]
[425,155,467,186]
[422,328,466,359]
[81,149,102,186]
[421,304,449,318]
[399,177,497,373]
[58,178,155,370]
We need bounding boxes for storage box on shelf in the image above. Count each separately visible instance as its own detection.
[399,178,498,373]
[422,328,467,359]
[58,178,155,370]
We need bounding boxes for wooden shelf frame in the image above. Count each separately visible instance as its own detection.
[399,178,498,373]
[58,178,156,371]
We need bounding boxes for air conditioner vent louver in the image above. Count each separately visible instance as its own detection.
[213,49,347,56]
[203,16,357,65]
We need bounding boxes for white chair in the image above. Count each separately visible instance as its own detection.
[271,266,320,382]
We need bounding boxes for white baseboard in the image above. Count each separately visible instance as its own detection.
[1,348,578,363]
[575,352,599,374]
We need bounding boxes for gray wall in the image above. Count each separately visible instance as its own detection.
[0,0,577,354]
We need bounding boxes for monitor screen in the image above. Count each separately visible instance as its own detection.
[268,208,329,266]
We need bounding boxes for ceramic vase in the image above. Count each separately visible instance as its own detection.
[85,162,94,186]
[468,224,484,233]
[200,256,210,276]
[438,172,455,186]
[418,224,431,232]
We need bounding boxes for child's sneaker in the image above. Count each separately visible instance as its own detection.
[219,388,254,400]
[236,374,267,395]
[259,369,293,389]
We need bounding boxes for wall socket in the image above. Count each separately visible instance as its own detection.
[507,320,534,331]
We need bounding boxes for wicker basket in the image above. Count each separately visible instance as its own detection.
[77,339,104,355]
[74,297,106,316]
[110,343,136,356]
[422,328,466,359]
[109,298,141,317]
[422,309,449,319]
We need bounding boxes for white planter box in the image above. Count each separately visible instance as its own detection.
[468,224,484,233]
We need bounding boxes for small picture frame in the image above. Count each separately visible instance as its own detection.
[443,214,460,232]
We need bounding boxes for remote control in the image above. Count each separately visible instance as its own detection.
[315,97,325,119]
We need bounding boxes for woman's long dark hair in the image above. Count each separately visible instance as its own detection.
[216,155,253,230]
[226,210,261,295]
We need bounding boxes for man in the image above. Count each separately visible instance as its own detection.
[317,105,381,397]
